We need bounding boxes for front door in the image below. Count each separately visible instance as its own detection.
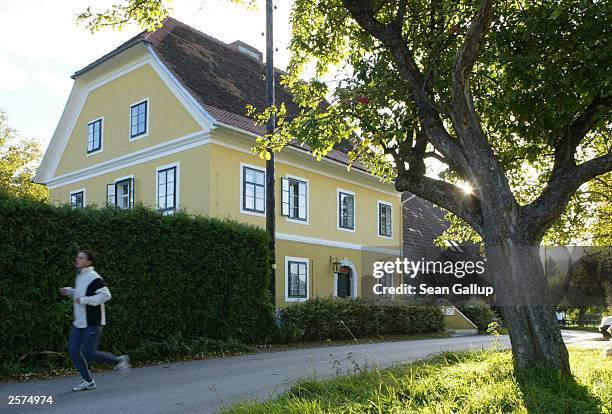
[337,267,352,298]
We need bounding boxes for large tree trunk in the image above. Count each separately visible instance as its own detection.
[485,237,571,375]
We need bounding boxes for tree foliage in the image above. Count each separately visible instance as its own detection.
[77,2,611,246]
[76,0,257,33]
[0,109,47,201]
[277,0,610,246]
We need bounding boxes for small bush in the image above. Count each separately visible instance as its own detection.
[457,300,497,332]
[277,298,445,342]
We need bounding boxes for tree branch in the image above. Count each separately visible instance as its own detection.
[553,93,612,170]
[395,174,484,234]
[453,0,494,93]
[447,0,520,221]
[522,93,612,240]
[394,0,407,28]
[450,0,494,150]
[522,152,612,241]
[341,0,472,178]
[424,151,447,164]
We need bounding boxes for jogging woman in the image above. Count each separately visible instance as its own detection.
[59,250,130,391]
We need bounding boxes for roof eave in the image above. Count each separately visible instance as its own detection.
[71,37,147,79]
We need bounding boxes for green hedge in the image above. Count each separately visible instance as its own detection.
[277,298,445,342]
[456,300,497,332]
[0,191,275,364]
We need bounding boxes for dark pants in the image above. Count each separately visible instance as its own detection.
[69,325,119,382]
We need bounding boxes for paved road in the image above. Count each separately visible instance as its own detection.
[0,331,608,414]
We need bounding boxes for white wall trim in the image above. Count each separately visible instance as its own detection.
[284,173,310,225]
[276,232,401,255]
[129,97,150,141]
[277,232,361,250]
[377,199,393,240]
[46,131,209,189]
[89,58,150,92]
[284,256,310,303]
[69,188,86,208]
[239,162,266,217]
[156,161,180,213]
[337,188,356,233]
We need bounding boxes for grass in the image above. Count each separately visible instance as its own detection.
[222,348,612,414]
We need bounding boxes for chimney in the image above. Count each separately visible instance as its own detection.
[229,40,263,62]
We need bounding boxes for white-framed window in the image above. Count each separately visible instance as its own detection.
[107,175,135,209]
[281,175,308,224]
[156,162,179,215]
[377,200,393,238]
[240,163,266,216]
[70,189,86,209]
[337,188,355,231]
[129,98,149,139]
[285,256,309,302]
[86,117,103,155]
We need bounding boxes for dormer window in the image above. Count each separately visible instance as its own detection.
[87,118,102,154]
[130,99,148,139]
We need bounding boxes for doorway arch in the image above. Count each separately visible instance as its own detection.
[333,258,358,298]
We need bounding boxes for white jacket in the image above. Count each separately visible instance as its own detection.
[63,267,112,328]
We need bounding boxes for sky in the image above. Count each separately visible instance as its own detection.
[0,0,293,152]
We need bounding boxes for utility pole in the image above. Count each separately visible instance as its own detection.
[265,0,276,307]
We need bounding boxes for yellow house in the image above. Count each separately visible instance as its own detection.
[34,18,403,306]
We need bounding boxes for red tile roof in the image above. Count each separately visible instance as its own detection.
[74,17,366,171]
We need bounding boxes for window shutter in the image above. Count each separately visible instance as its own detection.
[106,184,116,206]
[348,195,354,228]
[281,177,289,216]
[129,177,135,209]
[298,181,307,220]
